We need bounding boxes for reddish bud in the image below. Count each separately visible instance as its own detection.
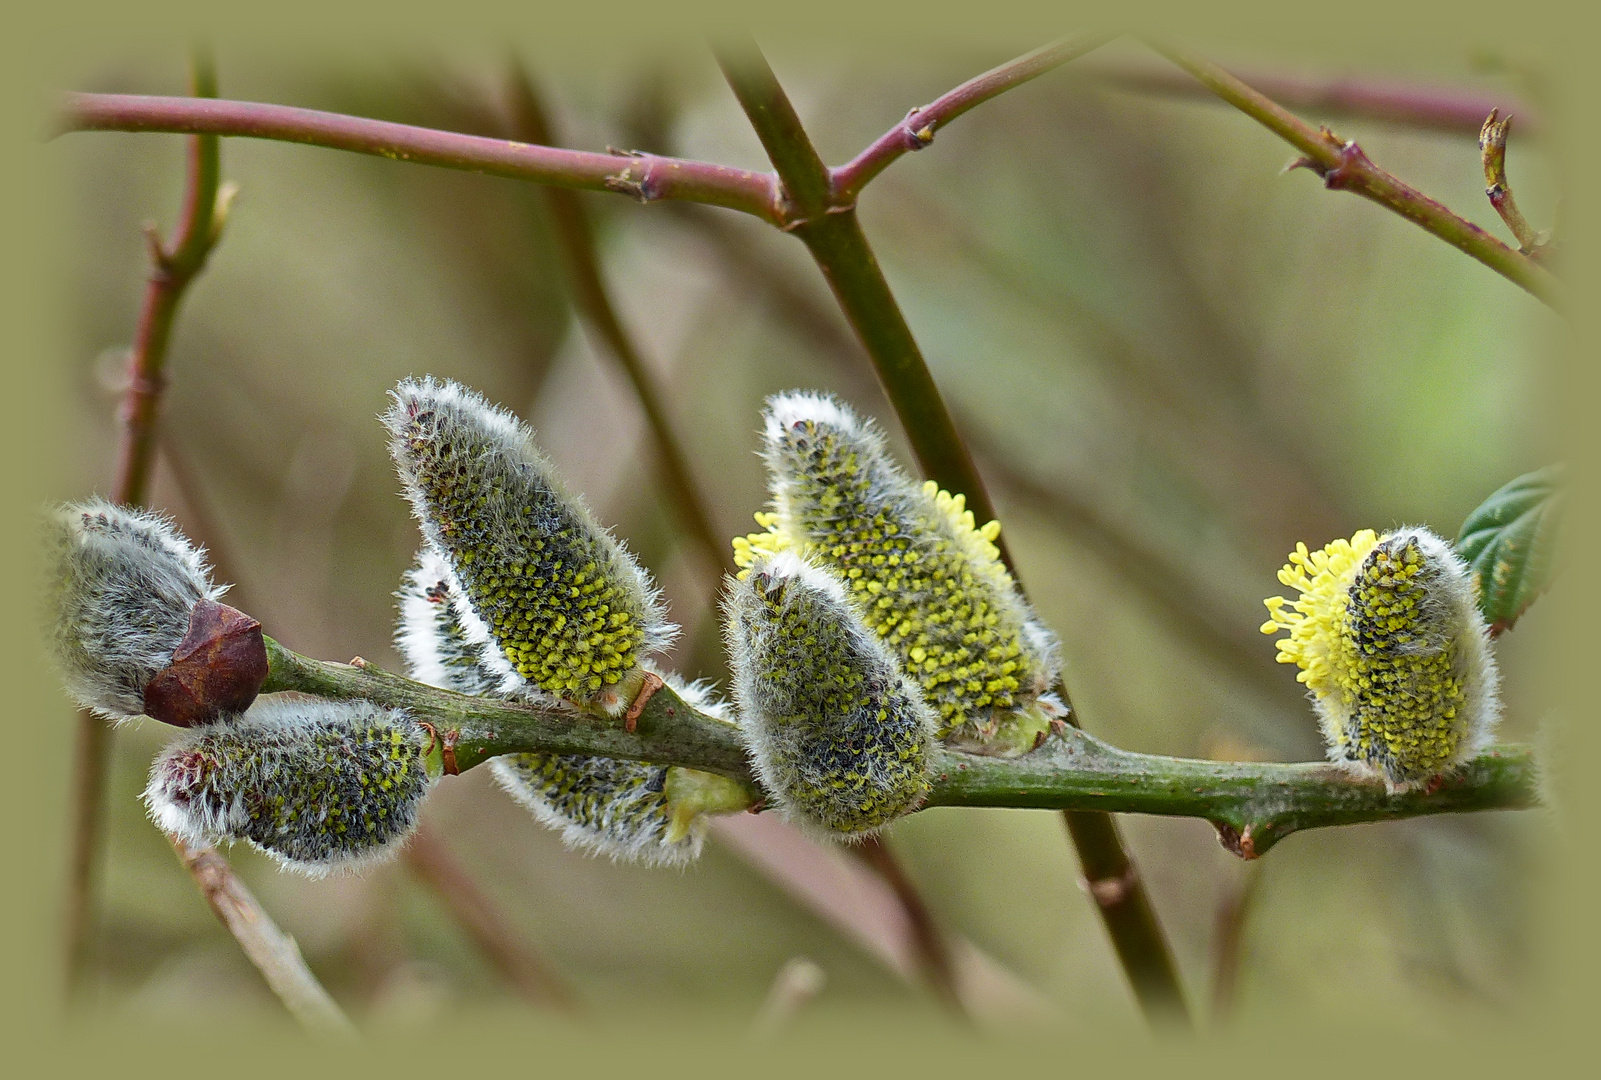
[143,598,269,726]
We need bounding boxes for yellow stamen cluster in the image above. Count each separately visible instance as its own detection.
[386,379,669,709]
[1262,527,1497,790]
[740,394,1058,743]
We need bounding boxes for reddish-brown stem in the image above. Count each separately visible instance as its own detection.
[404,825,581,1013]
[1094,60,1541,138]
[65,57,349,1033]
[833,31,1115,202]
[65,55,226,999]
[1147,43,1560,309]
[59,92,784,225]
[500,65,732,578]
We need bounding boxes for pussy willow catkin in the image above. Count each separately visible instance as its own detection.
[397,548,731,866]
[1262,526,1500,791]
[737,392,1060,751]
[385,377,674,716]
[144,698,433,875]
[47,499,223,722]
[725,550,935,838]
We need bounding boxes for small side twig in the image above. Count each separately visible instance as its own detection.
[1479,109,1547,258]
[832,31,1115,202]
[404,825,581,1013]
[499,63,732,578]
[1147,42,1561,310]
[172,837,355,1036]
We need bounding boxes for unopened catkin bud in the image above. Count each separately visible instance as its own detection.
[144,698,433,875]
[48,499,227,722]
[738,392,1061,751]
[724,550,935,838]
[1261,526,1501,792]
[396,549,739,866]
[384,377,674,716]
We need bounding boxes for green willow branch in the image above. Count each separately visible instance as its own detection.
[1147,43,1562,310]
[500,64,732,578]
[260,636,1538,860]
[710,34,1190,1026]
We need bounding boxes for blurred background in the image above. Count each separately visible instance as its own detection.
[48,34,1561,1035]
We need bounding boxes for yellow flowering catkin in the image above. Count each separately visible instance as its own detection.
[396,549,730,865]
[724,550,935,838]
[737,392,1060,750]
[1261,526,1500,791]
[385,377,673,716]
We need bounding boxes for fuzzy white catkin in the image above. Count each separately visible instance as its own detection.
[47,499,222,722]
[383,377,674,716]
[724,549,936,839]
[395,547,720,866]
[144,698,432,876]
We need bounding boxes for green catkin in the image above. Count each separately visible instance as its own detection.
[384,377,673,715]
[144,699,432,875]
[1262,526,1501,791]
[739,392,1061,750]
[724,550,935,838]
[47,499,223,722]
[396,548,729,866]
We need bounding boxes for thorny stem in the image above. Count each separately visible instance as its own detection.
[59,91,785,225]
[1148,43,1562,310]
[172,836,355,1036]
[1093,59,1541,138]
[260,636,1539,857]
[500,64,732,578]
[832,32,1116,202]
[713,34,1190,1027]
[1479,110,1546,257]
[64,55,351,1032]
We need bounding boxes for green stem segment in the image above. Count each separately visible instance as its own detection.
[1148,43,1561,310]
[261,636,1539,856]
[711,35,1188,1025]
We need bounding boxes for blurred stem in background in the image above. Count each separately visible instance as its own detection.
[498,62,732,581]
[62,50,353,1034]
[710,33,1192,1028]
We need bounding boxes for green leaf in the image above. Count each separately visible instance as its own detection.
[1455,464,1564,634]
